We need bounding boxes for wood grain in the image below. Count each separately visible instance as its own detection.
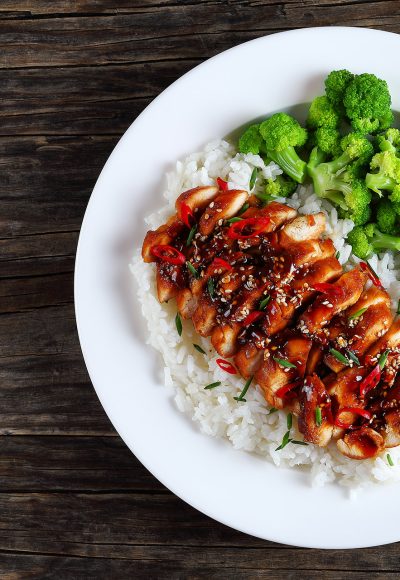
[2,0,400,576]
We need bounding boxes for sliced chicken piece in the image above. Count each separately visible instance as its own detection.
[278,213,326,247]
[142,215,185,262]
[364,318,400,388]
[255,336,312,409]
[298,268,367,338]
[298,374,333,447]
[337,426,384,460]
[384,409,400,448]
[285,238,336,269]
[234,342,265,379]
[306,343,324,375]
[198,190,249,236]
[156,262,185,303]
[175,185,219,217]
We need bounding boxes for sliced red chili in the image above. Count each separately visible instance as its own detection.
[313,282,343,296]
[334,407,372,429]
[180,202,194,228]
[359,364,381,398]
[151,244,185,265]
[227,217,270,240]
[216,358,237,375]
[217,177,228,191]
[212,257,233,271]
[275,380,301,399]
[360,261,383,288]
[243,311,264,327]
[308,214,316,226]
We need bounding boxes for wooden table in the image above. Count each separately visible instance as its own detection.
[2,2,400,577]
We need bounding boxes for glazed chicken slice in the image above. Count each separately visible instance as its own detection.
[298,374,333,447]
[278,212,326,246]
[364,317,400,388]
[198,189,249,236]
[336,426,385,460]
[324,286,393,372]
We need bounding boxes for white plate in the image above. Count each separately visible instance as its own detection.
[75,27,400,549]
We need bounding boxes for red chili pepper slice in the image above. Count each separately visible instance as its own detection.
[180,202,194,228]
[334,407,372,429]
[360,261,383,288]
[227,217,270,240]
[308,214,316,226]
[359,364,381,398]
[243,311,264,327]
[275,380,302,399]
[217,177,228,191]
[212,257,233,271]
[151,244,185,265]
[313,282,343,296]
[216,358,237,375]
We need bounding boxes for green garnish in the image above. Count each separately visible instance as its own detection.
[259,295,271,310]
[175,312,182,336]
[227,217,243,224]
[347,349,361,366]
[186,224,197,246]
[186,261,199,278]
[234,376,253,402]
[387,453,394,467]
[379,349,390,370]
[397,299,400,316]
[335,251,340,260]
[238,202,249,216]
[193,344,206,355]
[275,430,291,451]
[348,307,367,320]
[207,277,215,298]
[329,348,350,366]
[205,381,221,390]
[292,440,308,446]
[249,168,258,190]
[287,412,293,430]
[268,407,278,415]
[315,406,322,427]
[273,357,296,369]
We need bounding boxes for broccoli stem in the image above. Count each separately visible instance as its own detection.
[372,231,400,252]
[365,172,396,194]
[266,146,306,183]
[307,160,350,210]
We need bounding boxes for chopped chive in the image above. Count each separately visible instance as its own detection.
[335,251,340,260]
[238,202,249,216]
[193,344,206,355]
[315,406,322,427]
[249,168,258,190]
[287,412,293,430]
[347,349,361,366]
[348,307,367,320]
[227,217,243,224]
[259,295,271,310]
[329,348,350,366]
[186,224,197,246]
[292,440,308,446]
[207,277,215,298]
[397,299,400,316]
[205,381,221,390]
[387,453,394,467]
[273,357,297,369]
[175,312,182,336]
[268,407,278,415]
[379,349,390,370]
[234,375,253,402]
[186,261,199,278]
[275,430,292,451]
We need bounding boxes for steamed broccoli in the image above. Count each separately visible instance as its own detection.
[238,124,265,155]
[259,113,308,183]
[347,223,400,259]
[307,133,373,222]
[343,73,393,134]
[376,128,400,154]
[325,69,354,114]
[262,174,297,199]
[376,199,398,234]
[307,96,340,129]
[365,151,400,195]
[311,126,342,157]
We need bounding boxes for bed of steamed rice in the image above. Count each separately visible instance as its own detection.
[131,139,400,492]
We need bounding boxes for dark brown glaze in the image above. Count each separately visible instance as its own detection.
[298,374,333,447]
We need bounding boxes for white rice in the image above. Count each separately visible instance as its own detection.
[131,139,400,492]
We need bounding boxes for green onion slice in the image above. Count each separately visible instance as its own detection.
[348,307,367,320]
[175,312,182,336]
[186,224,197,246]
[259,295,271,310]
[379,349,390,370]
[207,277,215,298]
[387,453,394,467]
[329,348,350,365]
[238,202,249,216]
[186,261,199,278]
[287,412,293,430]
[315,406,322,426]
[205,381,221,390]
[234,375,253,402]
[292,440,308,446]
[273,357,296,369]
[268,407,278,415]
[226,217,243,224]
[193,344,206,355]
[397,299,400,316]
[249,168,258,190]
[275,430,292,451]
[335,251,340,260]
[347,350,361,366]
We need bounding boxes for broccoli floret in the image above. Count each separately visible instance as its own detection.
[259,113,308,183]
[261,174,297,199]
[238,124,265,155]
[343,73,393,134]
[312,126,342,157]
[347,224,400,259]
[365,151,400,195]
[307,96,340,129]
[325,69,354,113]
[377,128,400,154]
[376,199,398,234]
